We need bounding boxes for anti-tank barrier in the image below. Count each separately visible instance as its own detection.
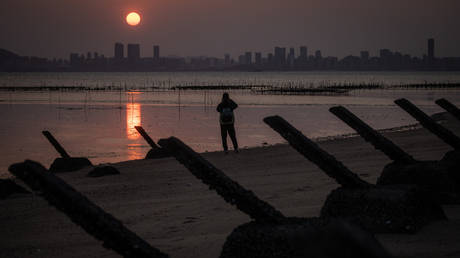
[158,137,391,258]
[264,115,446,233]
[330,106,460,203]
[9,160,168,258]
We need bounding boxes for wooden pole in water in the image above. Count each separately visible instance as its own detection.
[42,131,71,158]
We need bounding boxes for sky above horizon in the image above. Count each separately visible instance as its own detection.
[1,0,460,60]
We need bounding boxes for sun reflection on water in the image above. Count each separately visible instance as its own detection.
[126,93,143,160]
[126,96,141,140]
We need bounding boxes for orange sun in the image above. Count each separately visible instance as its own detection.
[126,12,141,26]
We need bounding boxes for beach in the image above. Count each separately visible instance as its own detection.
[1,111,459,258]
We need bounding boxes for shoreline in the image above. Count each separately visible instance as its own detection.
[0,111,443,180]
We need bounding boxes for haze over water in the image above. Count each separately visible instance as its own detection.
[1,71,460,178]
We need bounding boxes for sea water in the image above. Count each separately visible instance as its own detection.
[1,71,460,178]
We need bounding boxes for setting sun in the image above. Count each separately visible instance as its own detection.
[126,12,141,26]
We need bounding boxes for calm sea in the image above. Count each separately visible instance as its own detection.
[1,71,460,177]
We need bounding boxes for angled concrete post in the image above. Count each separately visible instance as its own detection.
[135,126,160,149]
[329,106,416,164]
[263,115,371,189]
[135,126,169,159]
[435,98,460,121]
[395,98,460,150]
[9,160,169,258]
[158,137,286,224]
[42,131,92,172]
[42,131,71,158]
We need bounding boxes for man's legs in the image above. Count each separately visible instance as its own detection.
[220,125,228,152]
[228,124,239,152]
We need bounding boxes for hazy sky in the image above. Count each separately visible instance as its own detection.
[1,0,460,59]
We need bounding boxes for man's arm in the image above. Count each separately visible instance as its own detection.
[231,100,238,110]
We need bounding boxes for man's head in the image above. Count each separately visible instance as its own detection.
[222,92,229,101]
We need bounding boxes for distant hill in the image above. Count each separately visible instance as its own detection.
[0,48,20,60]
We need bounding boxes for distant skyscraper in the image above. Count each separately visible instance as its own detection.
[281,48,286,63]
[379,49,391,58]
[315,50,322,59]
[224,54,230,65]
[360,51,369,61]
[245,52,252,65]
[274,47,286,66]
[379,49,392,66]
[255,52,262,65]
[274,47,281,60]
[300,46,307,60]
[128,44,140,61]
[238,55,245,65]
[114,42,124,59]
[153,45,160,60]
[288,48,295,66]
[428,38,434,63]
[70,53,80,66]
[267,53,273,64]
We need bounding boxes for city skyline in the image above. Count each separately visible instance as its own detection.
[1,35,457,62]
[1,0,460,59]
[3,38,460,71]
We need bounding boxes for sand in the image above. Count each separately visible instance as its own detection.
[1,112,460,258]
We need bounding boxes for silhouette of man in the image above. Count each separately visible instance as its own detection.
[216,92,239,153]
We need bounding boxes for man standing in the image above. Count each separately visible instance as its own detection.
[216,92,239,154]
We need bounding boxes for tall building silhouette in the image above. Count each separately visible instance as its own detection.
[267,53,273,64]
[274,47,286,66]
[300,46,308,61]
[315,50,322,60]
[360,51,369,61]
[288,48,295,66]
[153,45,160,60]
[127,44,140,61]
[114,43,124,59]
[255,52,262,65]
[70,53,80,66]
[224,54,230,65]
[428,38,434,64]
[245,52,252,65]
[380,49,392,66]
[238,55,245,64]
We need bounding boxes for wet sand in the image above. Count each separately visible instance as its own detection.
[1,112,460,258]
